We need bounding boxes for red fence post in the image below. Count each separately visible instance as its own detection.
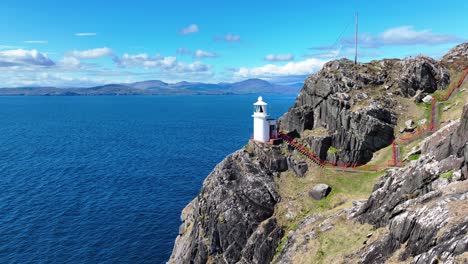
[430,97,435,131]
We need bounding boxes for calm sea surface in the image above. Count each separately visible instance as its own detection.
[0,95,294,263]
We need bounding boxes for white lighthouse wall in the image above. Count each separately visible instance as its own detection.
[253,117,270,143]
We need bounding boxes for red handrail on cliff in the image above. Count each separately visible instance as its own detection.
[279,133,323,167]
[444,67,468,100]
[279,133,390,171]
[392,67,468,164]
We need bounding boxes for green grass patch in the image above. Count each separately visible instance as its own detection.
[314,217,374,264]
[273,234,289,262]
[275,168,385,231]
[327,146,338,155]
[416,101,432,123]
[408,154,421,161]
[440,171,453,180]
[244,144,251,152]
[432,89,448,101]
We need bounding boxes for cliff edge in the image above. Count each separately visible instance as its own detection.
[169,142,288,264]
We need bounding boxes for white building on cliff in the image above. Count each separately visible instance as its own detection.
[252,96,278,143]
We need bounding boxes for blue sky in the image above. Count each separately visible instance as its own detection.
[0,0,467,87]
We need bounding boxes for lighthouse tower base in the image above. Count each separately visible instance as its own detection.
[253,117,270,143]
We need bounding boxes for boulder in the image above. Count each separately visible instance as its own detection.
[442,104,452,112]
[309,184,331,200]
[405,119,415,129]
[422,95,433,103]
[413,90,426,103]
[288,157,308,177]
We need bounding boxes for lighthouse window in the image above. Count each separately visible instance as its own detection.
[259,106,264,113]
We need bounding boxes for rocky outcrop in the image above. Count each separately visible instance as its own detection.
[280,57,449,164]
[356,104,468,263]
[441,43,468,72]
[169,141,287,264]
[399,56,450,96]
[308,184,331,200]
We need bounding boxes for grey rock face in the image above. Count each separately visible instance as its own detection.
[309,184,331,200]
[356,104,468,263]
[441,42,468,72]
[280,57,448,164]
[169,141,287,264]
[399,56,450,97]
[287,157,308,177]
[303,134,332,160]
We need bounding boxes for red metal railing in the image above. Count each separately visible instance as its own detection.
[443,67,468,100]
[279,133,323,167]
[279,133,393,171]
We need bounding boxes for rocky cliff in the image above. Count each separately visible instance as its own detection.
[272,103,468,264]
[355,103,468,263]
[169,141,288,264]
[280,56,449,164]
[441,43,468,72]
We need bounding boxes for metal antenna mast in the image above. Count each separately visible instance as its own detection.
[355,12,358,64]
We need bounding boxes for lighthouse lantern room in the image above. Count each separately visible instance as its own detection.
[252,96,278,143]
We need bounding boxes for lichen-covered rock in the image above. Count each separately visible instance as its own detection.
[308,184,331,200]
[399,56,450,96]
[168,141,287,264]
[441,43,468,72]
[303,133,332,161]
[287,157,308,177]
[356,104,468,263]
[280,57,449,164]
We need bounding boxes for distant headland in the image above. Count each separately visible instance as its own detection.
[0,79,302,96]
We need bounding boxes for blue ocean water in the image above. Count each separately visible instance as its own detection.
[0,95,294,263]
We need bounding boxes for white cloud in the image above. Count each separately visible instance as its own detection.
[340,26,462,48]
[233,58,327,79]
[304,46,382,60]
[24,40,48,44]
[264,54,294,62]
[70,47,114,59]
[178,24,199,35]
[194,49,218,58]
[176,47,192,55]
[59,56,81,68]
[0,45,21,50]
[75,32,97,37]
[379,26,460,45]
[304,49,341,59]
[0,49,54,67]
[215,33,241,42]
[114,53,210,73]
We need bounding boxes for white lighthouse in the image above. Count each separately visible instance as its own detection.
[252,96,277,143]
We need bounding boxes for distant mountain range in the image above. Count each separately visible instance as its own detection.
[0,79,303,96]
